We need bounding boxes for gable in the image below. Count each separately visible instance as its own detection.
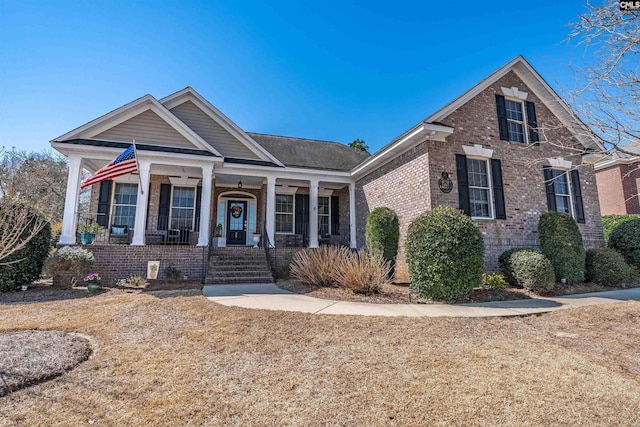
[170,100,260,159]
[93,109,198,149]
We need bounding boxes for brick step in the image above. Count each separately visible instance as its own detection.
[209,259,270,266]
[207,270,273,278]
[209,265,271,272]
[205,276,274,284]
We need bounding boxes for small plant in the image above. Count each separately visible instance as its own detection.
[508,250,556,293]
[585,248,636,286]
[44,246,95,287]
[164,266,182,281]
[481,273,507,290]
[79,222,103,234]
[0,278,16,293]
[405,206,484,301]
[333,249,392,294]
[290,246,350,287]
[83,273,101,285]
[538,212,585,284]
[126,274,148,289]
[214,224,223,238]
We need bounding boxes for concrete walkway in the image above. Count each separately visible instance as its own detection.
[202,284,640,318]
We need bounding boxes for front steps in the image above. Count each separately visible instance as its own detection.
[205,247,274,284]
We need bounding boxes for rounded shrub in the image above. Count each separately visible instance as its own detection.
[0,203,51,286]
[365,207,399,274]
[44,246,95,287]
[499,247,535,286]
[509,250,556,293]
[538,212,585,283]
[586,248,636,286]
[602,214,640,243]
[405,206,484,301]
[608,219,640,270]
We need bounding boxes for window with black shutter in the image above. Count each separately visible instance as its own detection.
[496,94,538,144]
[543,166,584,222]
[456,154,506,220]
[96,181,112,227]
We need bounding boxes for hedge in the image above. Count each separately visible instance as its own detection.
[585,248,636,286]
[602,214,640,243]
[365,207,399,276]
[607,219,640,270]
[508,250,556,293]
[499,247,535,286]
[538,212,585,283]
[405,206,484,301]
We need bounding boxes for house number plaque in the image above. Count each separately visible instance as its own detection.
[438,171,453,193]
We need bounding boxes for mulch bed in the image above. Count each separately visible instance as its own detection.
[276,279,633,304]
[0,330,92,396]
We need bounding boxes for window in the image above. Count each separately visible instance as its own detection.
[275,194,294,233]
[467,158,492,219]
[318,196,330,237]
[170,186,196,230]
[505,99,526,143]
[550,169,572,214]
[111,183,137,228]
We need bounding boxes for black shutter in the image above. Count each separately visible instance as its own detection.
[543,166,556,212]
[194,186,202,231]
[571,170,585,224]
[496,94,509,141]
[491,159,506,220]
[330,195,340,235]
[145,184,152,231]
[157,184,171,230]
[97,180,112,227]
[294,194,309,243]
[526,101,539,144]
[456,154,470,215]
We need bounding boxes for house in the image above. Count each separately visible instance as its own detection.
[594,143,640,215]
[53,55,605,283]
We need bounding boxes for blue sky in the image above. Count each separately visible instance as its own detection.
[0,0,592,154]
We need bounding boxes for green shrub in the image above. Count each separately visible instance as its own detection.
[333,249,391,294]
[481,273,507,290]
[602,214,640,243]
[509,250,556,293]
[0,203,52,286]
[44,246,95,287]
[538,212,585,283]
[608,219,640,270]
[0,278,16,293]
[405,206,484,301]
[164,266,182,280]
[365,207,399,275]
[585,248,636,286]
[499,247,535,286]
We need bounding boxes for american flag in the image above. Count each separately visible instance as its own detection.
[81,145,138,189]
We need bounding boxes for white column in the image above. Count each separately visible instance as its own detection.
[265,176,276,247]
[197,165,214,246]
[131,160,151,246]
[309,178,319,248]
[349,182,357,248]
[59,156,84,245]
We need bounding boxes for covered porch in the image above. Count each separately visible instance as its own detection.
[59,147,357,249]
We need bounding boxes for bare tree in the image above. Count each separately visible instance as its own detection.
[567,2,640,154]
[0,202,48,265]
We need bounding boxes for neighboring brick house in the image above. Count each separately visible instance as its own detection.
[53,55,605,283]
[594,144,640,215]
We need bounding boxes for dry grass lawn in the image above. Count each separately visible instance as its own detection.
[1,290,639,426]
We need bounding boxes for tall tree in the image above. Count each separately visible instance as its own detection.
[567,3,640,154]
[348,138,369,153]
[0,147,68,222]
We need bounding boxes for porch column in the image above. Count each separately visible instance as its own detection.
[265,176,276,247]
[349,182,357,248]
[197,165,213,246]
[59,156,84,245]
[131,160,151,246]
[309,178,319,248]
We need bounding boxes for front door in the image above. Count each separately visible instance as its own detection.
[226,201,247,245]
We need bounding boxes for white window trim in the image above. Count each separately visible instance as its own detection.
[109,182,138,228]
[505,98,529,144]
[467,156,495,220]
[275,193,295,234]
[318,196,331,237]
[550,169,574,217]
[169,185,197,231]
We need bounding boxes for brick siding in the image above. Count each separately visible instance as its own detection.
[595,163,640,215]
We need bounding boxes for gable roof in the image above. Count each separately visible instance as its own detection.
[52,94,222,156]
[160,87,284,166]
[248,133,370,172]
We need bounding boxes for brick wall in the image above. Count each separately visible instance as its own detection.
[595,163,640,215]
[90,245,208,282]
[356,70,605,279]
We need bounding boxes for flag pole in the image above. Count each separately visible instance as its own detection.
[132,139,144,195]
